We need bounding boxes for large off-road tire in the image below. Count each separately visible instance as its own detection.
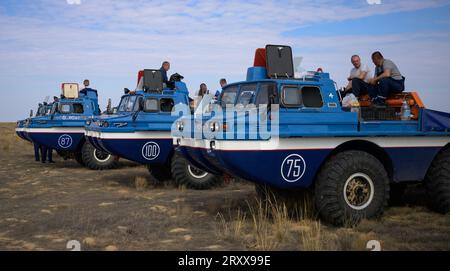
[171,153,222,190]
[74,152,85,166]
[315,150,389,226]
[147,164,172,183]
[425,148,450,214]
[81,141,119,170]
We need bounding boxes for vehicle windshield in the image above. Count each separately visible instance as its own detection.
[236,84,257,107]
[220,85,239,108]
[118,95,140,112]
[36,105,46,116]
[194,94,216,116]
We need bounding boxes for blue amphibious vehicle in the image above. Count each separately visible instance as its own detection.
[173,45,450,225]
[85,69,222,189]
[16,83,119,169]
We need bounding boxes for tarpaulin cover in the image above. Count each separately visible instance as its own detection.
[421,109,450,132]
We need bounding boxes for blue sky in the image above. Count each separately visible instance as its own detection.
[1,0,450,121]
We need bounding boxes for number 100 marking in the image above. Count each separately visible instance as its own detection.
[141,141,160,160]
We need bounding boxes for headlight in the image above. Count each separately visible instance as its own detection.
[209,121,220,132]
[176,121,184,131]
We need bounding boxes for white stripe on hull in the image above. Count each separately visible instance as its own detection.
[15,128,25,132]
[177,136,449,151]
[25,127,85,134]
[85,130,172,139]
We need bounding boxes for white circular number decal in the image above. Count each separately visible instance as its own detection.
[58,134,73,148]
[141,141,160,160]
[281,154,306,183]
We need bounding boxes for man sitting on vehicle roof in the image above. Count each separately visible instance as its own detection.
[344,55,372,97]
[80,79,98,97]
[160,61,170,83]
[368,51,405,106]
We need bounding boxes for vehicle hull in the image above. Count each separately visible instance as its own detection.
[24,127,85,152]
[177,137,448,189]
[86,131,173,164]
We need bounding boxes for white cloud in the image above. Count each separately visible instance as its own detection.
[66,0,81,5]
[367,0,382,5]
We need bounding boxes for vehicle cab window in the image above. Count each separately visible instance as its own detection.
[282,86,302,106]
[118,95,139,112]
[57,103,84,114]
[133,96,143,112]
[73,103,84,114]
[256,83,277,106]
[160,98,174,112]
[281,85,323,108]
[144,98,158,112]
[60,104,71,114]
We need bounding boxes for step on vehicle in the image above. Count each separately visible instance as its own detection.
[173,45,450,226]
[17,83,119,170]
[85,69,222,189]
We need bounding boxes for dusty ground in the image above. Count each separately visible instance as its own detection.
[0,122,449,251]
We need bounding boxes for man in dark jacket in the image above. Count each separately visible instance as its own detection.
[159,61,170,83]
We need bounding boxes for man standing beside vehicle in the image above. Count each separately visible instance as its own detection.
[368,51,405,106]
[344,55,371,97]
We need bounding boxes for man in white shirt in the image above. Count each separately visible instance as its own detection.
[344,55,372,97]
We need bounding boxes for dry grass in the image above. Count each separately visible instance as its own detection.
[215,190,450,251]
[0,123,27,154]
[215,194,327,251]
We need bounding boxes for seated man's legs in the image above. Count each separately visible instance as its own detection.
[377,78,405,98]
[351,78,368,97]
[370,77,405,105]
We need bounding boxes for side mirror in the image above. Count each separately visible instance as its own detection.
[29,109,33,117]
